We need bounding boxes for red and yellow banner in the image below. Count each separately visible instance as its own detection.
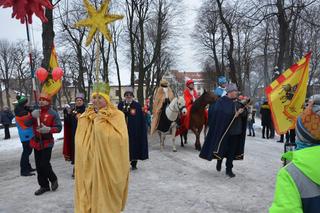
[265,52,311,134]
[49,44,59,69]
[42,44,62,96]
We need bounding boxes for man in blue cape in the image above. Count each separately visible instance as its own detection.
[200,83,247,177]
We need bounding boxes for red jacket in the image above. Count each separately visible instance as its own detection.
[184,88,198,108]
[182,88,199,130]
[30,106,62,151]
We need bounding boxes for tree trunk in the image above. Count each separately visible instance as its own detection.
[126,0,136,88]
[211,32,221,78]
[76,46,86,100]
[41,2,54,71]
[263,23,270,86]
[5,81,10,109]
[101,37,111,83]
[216,0,238,87]
[137,19,145,104]
[276,0,290,71]
[113,42,122,102]
[0,85,3,109]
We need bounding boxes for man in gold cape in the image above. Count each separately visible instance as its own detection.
[74,83,130,213]
[150,79,175,134]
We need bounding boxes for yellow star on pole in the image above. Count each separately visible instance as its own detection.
[75,0,124,46]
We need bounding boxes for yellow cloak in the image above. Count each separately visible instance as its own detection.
[74,105,130,213]
[150,86,174,135]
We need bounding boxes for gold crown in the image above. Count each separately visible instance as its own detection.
[93,82,110,95]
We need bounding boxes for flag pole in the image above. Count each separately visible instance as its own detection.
[25,17,43,148]
[25,18,39,107]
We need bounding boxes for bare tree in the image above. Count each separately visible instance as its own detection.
[216,0,238,87]
[111,23,124,102]
[56,0,88,100]
[0,40,16,109]
[193,0,223,80]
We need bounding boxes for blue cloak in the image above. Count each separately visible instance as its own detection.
[118,101,149,161]
[199,96,247,161]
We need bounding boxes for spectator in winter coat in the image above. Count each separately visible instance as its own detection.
[270,96,320,213]
[0,106,15,139]
[30,92,62,196]
[63,93,86,178]
[247,101,256,137]
[260,101,272,139]
[14,95,36,176]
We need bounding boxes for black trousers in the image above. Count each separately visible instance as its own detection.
[280,129,296,143]
[217,135,239,171]
[34,147,57,188]
[20,142,33,174]
[269,126,275,138]
[262,126,270,138]
[4,124,10,139]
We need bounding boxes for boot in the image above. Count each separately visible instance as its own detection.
[21,172,35,176]
[29,168,36,172]
[28,165,36,172]
[34,187,50,196]
[51,180,58,191]
[131,161,138,170]
[216,160,222,172]
[72,167,75,179]
[226,169,236,178]
[247,133,252,136]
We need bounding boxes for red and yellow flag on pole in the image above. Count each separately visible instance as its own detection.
[42,43,62,96]
[265,52,311,134]
[49,44,59,69]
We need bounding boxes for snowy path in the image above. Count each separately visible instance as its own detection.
[0,126,283,213]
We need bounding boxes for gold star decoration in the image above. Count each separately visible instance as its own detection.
[75,0,124,46]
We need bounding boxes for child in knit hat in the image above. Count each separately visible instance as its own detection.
[270,95,320,213]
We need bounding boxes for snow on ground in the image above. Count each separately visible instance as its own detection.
[0,121,284,213]
[0,126,64,152]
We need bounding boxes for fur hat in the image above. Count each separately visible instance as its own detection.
[226,83,238,93]
[124,87,134,97]
[296,99,320,145]
[160,79,169,87]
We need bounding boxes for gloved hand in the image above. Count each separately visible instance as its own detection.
[37,125,51,134]
[31,109,40,118]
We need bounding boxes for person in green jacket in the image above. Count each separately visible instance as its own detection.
[270,97,320,213]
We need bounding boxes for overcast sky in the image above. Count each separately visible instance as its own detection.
[0,0,203,84]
